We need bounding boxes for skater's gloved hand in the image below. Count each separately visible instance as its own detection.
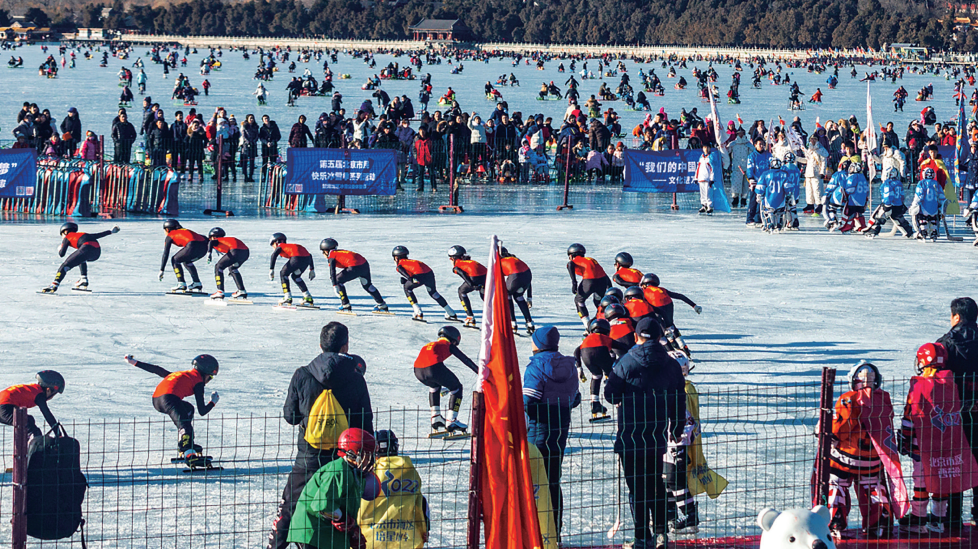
[348,526,367,549]
[526,298,532,308]
[399,277,407,284]
[111,226,121,233]
[124,354,138,366]
[210,391,220,405]
[571,283,578,294]
[269,270,275,281]
[158,270,165,281]
[577,367,587,383]
[207,255,212,264]
[694,305,702,314]
[330,510,358,532]
[308,269,316,281]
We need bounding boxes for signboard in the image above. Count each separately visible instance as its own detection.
[0,148,37,198]
[623,149,704,193]
[285,148,396,196]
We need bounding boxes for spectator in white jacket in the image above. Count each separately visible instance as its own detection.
[695,144,715,214]
[468,112,489,168]
[727,128,752,207]
[876,139,906,181]
[801,135,828,213]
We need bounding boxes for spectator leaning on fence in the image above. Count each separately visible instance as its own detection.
[604,317,686,549]
[267,322,374,549]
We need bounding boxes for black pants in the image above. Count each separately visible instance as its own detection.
[574,276,610,319]
[335,263,384,305]
[664,445,692,520]
[214,249,249,292]
[153,394,195,453]
[949,381,978,526]
[241,152,256,180]
[746,188,761,224]
[0,404,41,437]
[620,448,668,543]
[55,244,100,283]
[280,255,312,294]
[414,164,437,190]
[403,271,448,307]
[458,275,485,317]
[172,241,208,283]
[114,141,133,163]
[506,271,533,324]
[187,157,204,180]
[415,363,462,411]
[267,449,338,549]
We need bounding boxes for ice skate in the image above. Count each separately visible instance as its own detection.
[231,290,248,299]
[525,322,535,335]
[73,276,89,289]
[279,293,293,305]
[589,401,611,423]
[171,282,188,293]
[40,282,60,293]
[301,293,315,307]
[898,513,929,533]
[463,316,477,328]
[210,291,225,300]
[428,414,448,438]
[444,419,470,439]
[338,303,354,314]
[188,281,203,293]
[373,303,390,313]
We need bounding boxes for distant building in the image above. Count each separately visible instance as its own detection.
[408,18,471,42]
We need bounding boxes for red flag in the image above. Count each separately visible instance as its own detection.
[475,236,543,549]
[736,113,744,125]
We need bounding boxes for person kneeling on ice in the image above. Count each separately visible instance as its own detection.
[0,371,65,439]
[755,157,787,233]
[523,326,580,542]
[207,227,250,300]
[159,219,208,293]
[863,168,913,239]
[319,238,388,313]
[413,326,476,437]
[269,233,316,306]
[392,246,456,321]
[448,245,487,328]
[42,221,120,293]
[357,430,431,549]
[288,428,376,549]
[910,168,943,241]
[838,162,869,233]
[826,362,901,539]
[576,318,632,422]
[897,342,978,533]
[125,354,219,464]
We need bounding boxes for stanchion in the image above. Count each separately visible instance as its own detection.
[671,192,679,210]
[335,138,359,214]
[12,406,28,549]
[813,367,837,507]
[466,391,485,549]
[204,135,234,216]
[557,144,573,211]
[440,135,463,213]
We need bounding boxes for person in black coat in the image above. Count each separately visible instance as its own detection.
[937,297,978,527]
[60,107,82,157]
[111,112,137,163]
[268,322,373,549]
[604,317,686,549]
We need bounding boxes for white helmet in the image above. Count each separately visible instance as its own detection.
[847,361,882,391]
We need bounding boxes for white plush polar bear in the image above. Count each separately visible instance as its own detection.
[757,506,836,549]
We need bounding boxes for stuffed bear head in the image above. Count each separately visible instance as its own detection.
[757,505,836,549]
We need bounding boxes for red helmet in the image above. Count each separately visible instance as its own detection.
[915,342,948,374]
[337,428,377,472]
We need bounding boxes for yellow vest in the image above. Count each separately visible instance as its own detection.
[358,456,429,549]
[685,381,729,499]
[527,445,559,549]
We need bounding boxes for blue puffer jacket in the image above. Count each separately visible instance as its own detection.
[523,350,580,448]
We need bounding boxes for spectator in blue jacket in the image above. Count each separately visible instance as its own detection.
[523,325,580,541]
[604,317,686,549]
[745,138,771,227]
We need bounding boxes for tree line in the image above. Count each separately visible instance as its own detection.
[6,0,978,53]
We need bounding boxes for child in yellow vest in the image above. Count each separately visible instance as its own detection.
[358,430,429,549]
[528,443,559,549]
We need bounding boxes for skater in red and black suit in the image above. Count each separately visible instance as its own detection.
[159,219,208,293]
[605,303,636,357]
[319,238,388,313]
[392,246,456,321]
[41,221,120,293]
[0,371,65,438]
[622,286,657,321]
[612,252,644,288]
[500,246,535,334]
[566,243,611,328]
[126,353,219,461]
[206,227,249,300]
[575,319,630,422]
[414,326,477,437]
[448,245,487,328]
[640,273,701,356]
[269,233,315,306]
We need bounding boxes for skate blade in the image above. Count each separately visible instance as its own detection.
[37,290,61,295]
[463,324,479,330]
[274,304,320,311]
[183,465,224,473]
[589,415,613,424]
[336,310,357,316]
[443,432,471,440]
[166,291,198,296]
[227,299,253,305]
[71,287,92,292]
[443,317,462,323]
[427,431,449,439]
[411,317,428,323]
[171,455,213,463]
[372,310,395,315]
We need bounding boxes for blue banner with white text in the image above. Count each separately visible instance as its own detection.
[285,148,396,196]
[0,148,37,198]
[623,149,702,193]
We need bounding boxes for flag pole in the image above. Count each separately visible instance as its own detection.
[466,390,484,549]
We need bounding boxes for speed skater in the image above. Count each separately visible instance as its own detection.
[41,221,120,293]
[269,233,316,306]
[566,243,611,328]
[413,326,477,436]
[392,246,456,321]
[640,273,702,357]
[319,238,387,313]
[448,245,486,328]
[159,219,208,293]
[206,227,250,299]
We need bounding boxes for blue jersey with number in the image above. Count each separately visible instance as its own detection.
[914,179,943,216]
[844,173,869,207]
[746,150,771,181]
[879,178,905,207]
[756,170,786,209]
[825,171,847,205]
[782,164,801,199]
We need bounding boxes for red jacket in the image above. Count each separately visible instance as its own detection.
[414,137,433,166]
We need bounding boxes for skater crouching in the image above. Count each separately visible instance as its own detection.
[42,222,120,293]
[0,371,65,438]
[159,219,207,293]
[863,168,913,239]
[413,326,476,437]
[207,227,250,299]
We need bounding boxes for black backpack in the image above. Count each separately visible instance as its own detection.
[25,427,88,544]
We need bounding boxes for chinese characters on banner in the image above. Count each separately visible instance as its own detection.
[622,149,704,193]
[285,148,397,196]
[0,148,37,198]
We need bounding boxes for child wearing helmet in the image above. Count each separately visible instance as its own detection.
[864,168,913,239]
[41,222,120,293]
[206,227,250,300]
[639,273,701,357]
[448,245,487,328]
[565,243,611,329]
[159,219,208,293]
[392,246,457,322]
[821,160,851,231]
[357,430,431,548]
[754,157,787,232]
[125,354,220,462]
[826,361,896,538]
[838,162,869,233]
[413,326,477,437]
[611,252,643,288]
[910,169,943,241]
[319,238,388,313]
[781,151,802,230]
[289,428,376,549]
[269,233,316,306]
[0,371,65,438]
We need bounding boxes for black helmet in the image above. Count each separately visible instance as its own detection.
[438,325,462,345]
[192,354,220,378]
[567,243,586,257]
[320,238,338,253]
[599,295,620,311]
[614,252,633,268]
[392,245,409,259]
[604,303,628,321]
[500,247,512,257]
[36,370,65,394]
[624,286,644,301]
[588,318,611,335]
[208,227,226,239]
[163,219,182,232]
[269,233,287,246]
[375,429,400,457]
[60,222,78,235]
[640,273,660,288]
[448,245,466,259]
[604,287,624,302]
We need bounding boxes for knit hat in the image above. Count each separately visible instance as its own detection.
[531,325,560,351]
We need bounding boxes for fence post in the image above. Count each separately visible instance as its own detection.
[11,406,28,549]
[440,134,463,213]
[671,192,679,210]
[335,135,359,214]
[204,135,233,216]
[557,143,573,211]
[813,367,837,507]
[466,391,485,549]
